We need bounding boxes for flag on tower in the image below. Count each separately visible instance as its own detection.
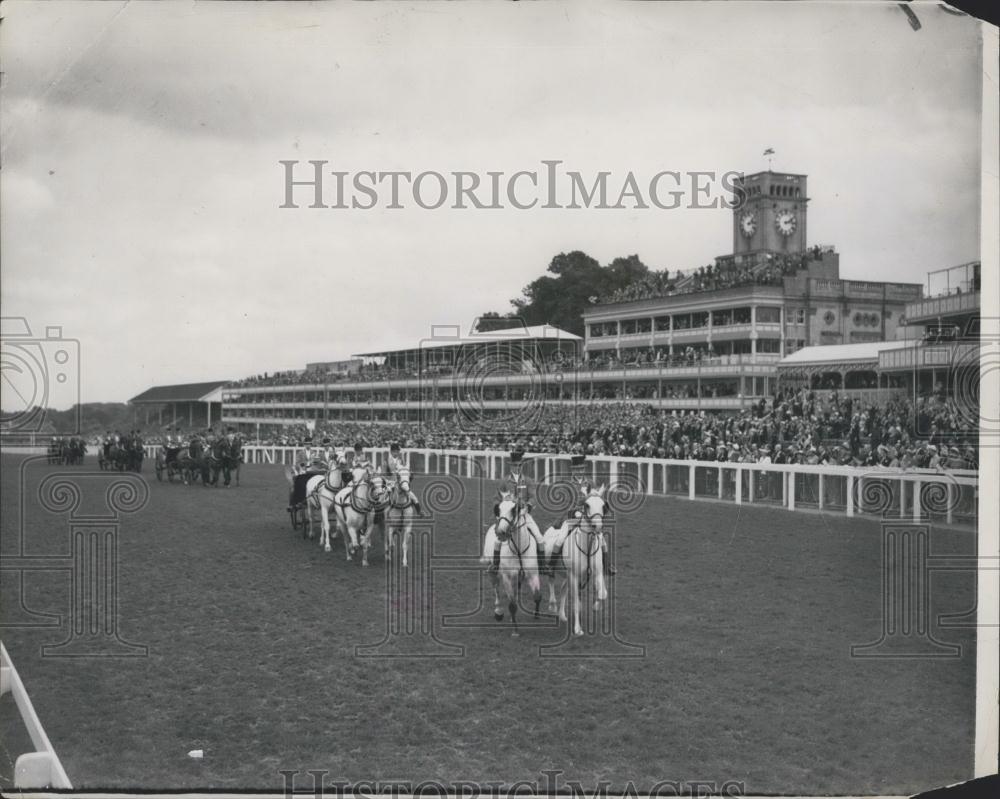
[763,148,775,156]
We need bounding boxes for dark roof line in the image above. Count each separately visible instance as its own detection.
[129,381,230,404]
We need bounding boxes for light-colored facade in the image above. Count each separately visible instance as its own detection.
[581,169,923,401]
[219,169,968,433]
[777,261,981,395]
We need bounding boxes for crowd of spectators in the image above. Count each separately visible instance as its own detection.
[602,247,829,305]
[212,388,976,471]
[229,346,749,395]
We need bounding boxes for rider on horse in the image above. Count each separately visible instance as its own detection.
[382,442,423,515]
[546,447,615,575]
[489,445,549,576]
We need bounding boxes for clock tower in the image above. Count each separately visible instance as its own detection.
[732,171,809,255]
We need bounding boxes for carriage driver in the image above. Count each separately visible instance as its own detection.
[546,449,615,576]
[349,442,373,480]
[287,437,328,510]
[489,445,550,576]
[382,442,423,515]
[294,436,325,476]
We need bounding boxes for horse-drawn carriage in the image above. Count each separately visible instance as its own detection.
[97,434,144,472]
[286,457,419,567]
[155,435,243,486]
[47,437,87,465]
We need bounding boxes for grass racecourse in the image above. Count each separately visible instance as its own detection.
[0,453,977,793]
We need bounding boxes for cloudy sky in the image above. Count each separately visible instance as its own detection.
[1,0,985,406]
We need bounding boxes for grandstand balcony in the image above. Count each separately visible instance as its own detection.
[878,341,979,372]
[902,291,981,326]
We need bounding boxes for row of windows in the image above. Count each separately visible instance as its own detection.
[769,184,801,198]
[226,368,779,407]
[787,309,885,327]
[591,306,782,336]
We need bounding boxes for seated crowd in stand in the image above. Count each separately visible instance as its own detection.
[210,388,976,471]
[228,346,751,395]
[602,248,826,305]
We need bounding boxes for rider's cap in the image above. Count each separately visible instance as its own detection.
[570,454,586,467]
[389,442,401,453]
[510,446,525,464]
[354,442,364,452]
[321,437,331,445]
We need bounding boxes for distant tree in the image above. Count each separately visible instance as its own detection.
[474,312,523,333]
[476,251,654,336]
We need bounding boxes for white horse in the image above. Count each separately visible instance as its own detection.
[304,462,346,552]
[542,485,609,637]
[333,465,387,566]
[479,492,544,636]
[384,466,417,567]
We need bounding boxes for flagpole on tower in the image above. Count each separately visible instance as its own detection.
[763,147,775,171]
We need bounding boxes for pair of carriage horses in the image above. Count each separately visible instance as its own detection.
[97,434,145,472]
[291,455,614,638]
[155,437,244,486]
[47,437,87,466]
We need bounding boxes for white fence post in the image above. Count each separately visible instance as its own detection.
[0,644,72,789]
[169,445,975,526]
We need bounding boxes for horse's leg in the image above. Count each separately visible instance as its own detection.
[595,550,608,607]
[546,539,560,613]
[571,573,584,637]
[527,543,543,618]
[508,572,520,637]
[361,517,373,567]
[320,501,332,552]
[384,514,393,563]
[491,569,503,621]
[401,515,412,569]
[344,521,356,562]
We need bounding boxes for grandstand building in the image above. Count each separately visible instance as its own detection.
[130,381,230,430]
[777,260,981,396]
[219,169,975,434]
[581,169,923,401]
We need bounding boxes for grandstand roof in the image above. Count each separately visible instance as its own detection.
[353,324,581,357]
[778,340,912,369]
[129,381,229,404]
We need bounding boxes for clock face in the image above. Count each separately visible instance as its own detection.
[739,212,757,237]
[775,210,797,237]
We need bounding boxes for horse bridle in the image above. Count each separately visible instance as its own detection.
[572,497,605,557]
[494,500,517,542]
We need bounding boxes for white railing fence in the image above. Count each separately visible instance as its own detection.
[143,445,978,527]
[0,643,72,789]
